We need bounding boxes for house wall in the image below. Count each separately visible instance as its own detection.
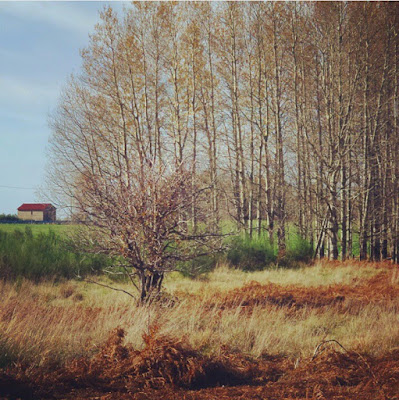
[18,210,44,221]
[43,209,56,222]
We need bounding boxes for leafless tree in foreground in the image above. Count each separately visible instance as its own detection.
[79,163,220,302]
[49,154,221,302]
[46,6,222,301]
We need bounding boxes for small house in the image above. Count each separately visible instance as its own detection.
[17,203,56,222]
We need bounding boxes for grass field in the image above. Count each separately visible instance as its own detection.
[0,226,109,281]
[1,259,399,399]
[0,223,73,235]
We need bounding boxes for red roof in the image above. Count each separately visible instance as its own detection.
[18,203,55,211]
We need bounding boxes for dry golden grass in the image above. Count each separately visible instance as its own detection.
[165,260,379,295]
[0,260,397,373]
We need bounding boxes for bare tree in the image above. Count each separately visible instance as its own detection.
[47,7,221,302]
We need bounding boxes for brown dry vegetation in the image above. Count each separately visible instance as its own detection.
[1,260,399,399]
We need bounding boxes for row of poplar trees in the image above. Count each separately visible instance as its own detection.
[69,2,399,262]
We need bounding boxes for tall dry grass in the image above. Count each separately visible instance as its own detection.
[0,261,397,369]
[166,260,379,295]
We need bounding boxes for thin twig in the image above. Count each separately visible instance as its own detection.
[311,339,348,360]
[82,277,136,300]
[122,265,140,292]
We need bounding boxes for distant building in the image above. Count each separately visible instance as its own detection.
[17,203,56,222]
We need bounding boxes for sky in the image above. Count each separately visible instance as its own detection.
[0,1,126,215]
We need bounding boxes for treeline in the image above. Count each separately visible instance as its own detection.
[0,214,19,223]
[49,2,399,262]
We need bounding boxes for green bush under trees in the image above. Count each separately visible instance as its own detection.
[178,254,219,278]
[0,227,110,281]
[0,226,314,281]
[227,234,276,272]
[226,233,313,271]
[279,235,314,267]
[180,233,314,275]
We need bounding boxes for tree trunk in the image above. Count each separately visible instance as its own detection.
[140,271,164,303]
[273,16,286,253]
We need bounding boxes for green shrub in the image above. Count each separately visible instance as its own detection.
[177,254,219,278]
[279,234,313,267]
[0,227,111,281]
[227,234,276,271]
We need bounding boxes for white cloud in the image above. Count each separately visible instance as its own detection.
[0,2,101,36]
[0,75,59,110]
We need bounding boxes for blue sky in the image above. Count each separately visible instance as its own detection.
[0,1,126,215]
